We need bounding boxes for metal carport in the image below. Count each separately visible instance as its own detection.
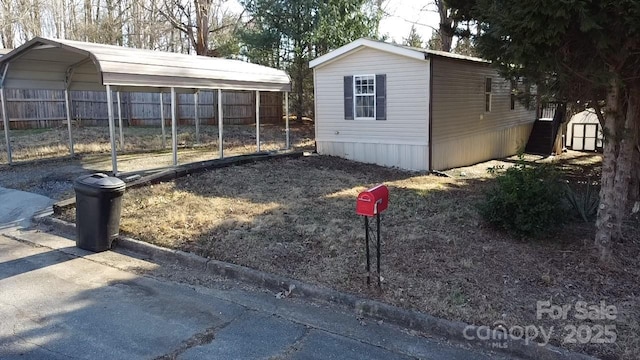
[0,37,292,174]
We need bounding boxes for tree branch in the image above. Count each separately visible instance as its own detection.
[158,8,189,34]
[592,98,606,128]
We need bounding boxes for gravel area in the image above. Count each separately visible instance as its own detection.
[0,159,89,200]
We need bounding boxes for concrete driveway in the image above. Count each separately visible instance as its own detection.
[0,187,53,228]
[0,228,514,360]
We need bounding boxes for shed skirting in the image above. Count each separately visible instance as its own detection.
[431,122,534,171]
[316,141,429,171]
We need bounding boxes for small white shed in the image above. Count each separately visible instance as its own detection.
[565,109,603,151]
[309,38,537,171]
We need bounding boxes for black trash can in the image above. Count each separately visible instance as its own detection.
[74,173,126,252]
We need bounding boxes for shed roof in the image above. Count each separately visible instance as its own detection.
[309,38,489,69]
[0,37,291,92]
[568,109,601,124]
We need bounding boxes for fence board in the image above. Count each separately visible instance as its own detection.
[0,89,283,129]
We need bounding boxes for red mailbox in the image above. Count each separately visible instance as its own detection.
[356,184,389,217]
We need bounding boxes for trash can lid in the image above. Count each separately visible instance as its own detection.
[75,173,126,190]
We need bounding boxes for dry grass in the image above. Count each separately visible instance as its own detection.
[0,122,315,164]
[443,151,602,181]
[62,152,638,359]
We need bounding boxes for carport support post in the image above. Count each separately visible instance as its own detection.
[159,91,166,148]
[218,89,223,158]
[105,85,118,175]
[255,90,260,152]
[1,87,11,165]
[285,92,290,149]
[194,91,200,144]
[117,91,124,150]
[171,87,178,166]
[64,89,75,157]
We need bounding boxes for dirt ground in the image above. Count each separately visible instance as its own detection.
[0,122,314,199]
[0,121,315,167]
[59,151,638,360]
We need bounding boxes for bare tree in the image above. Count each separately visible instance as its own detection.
[0,0,241,56]
[433,0,457,52]
[0,0,16,48]
[158,0,239,56]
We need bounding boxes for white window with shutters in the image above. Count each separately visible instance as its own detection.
[354,75,376,119]
[343,74,386,121]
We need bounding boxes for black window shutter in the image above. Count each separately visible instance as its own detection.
[376,74,386,120]
[344,76,354,120]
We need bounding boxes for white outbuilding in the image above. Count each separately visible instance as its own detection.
[0,37,292,173]
[309,38,537,171]
[564,109,603,152]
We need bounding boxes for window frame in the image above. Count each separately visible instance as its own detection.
[353,74,377,120]
[484,77,492,113]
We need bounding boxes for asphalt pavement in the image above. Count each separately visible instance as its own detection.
[0,227,515,360]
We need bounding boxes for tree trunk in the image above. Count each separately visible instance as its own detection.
[631,149,640,212]
[594,80,639,260]
[631,83,640,203]
[631,146,640,203]
[595,82,621,261]
[612,90,635,239]
[436,0,455,52]
[296,56,304,119]
[84,0,92,41]
[1,0,14,48]
[440,28,453,52]
[194,0,211,55]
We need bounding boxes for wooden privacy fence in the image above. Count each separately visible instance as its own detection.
[1,89,283,130]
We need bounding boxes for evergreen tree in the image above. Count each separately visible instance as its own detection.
[403,25,423,48]
[449,0,640,261]
[239,0,382,118]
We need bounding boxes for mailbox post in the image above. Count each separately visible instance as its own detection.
[356,184,389,286]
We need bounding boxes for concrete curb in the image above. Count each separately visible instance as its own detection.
[37,216,596,360]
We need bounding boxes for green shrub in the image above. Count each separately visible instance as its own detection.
[479,162,567,237]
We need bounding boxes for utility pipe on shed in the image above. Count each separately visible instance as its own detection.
[171,87,178,166]
[105,85,118,175]
[285,92,290,150]
[194,91,200,144]
[117,91,124,150]
[1,63,12,165]
[159,91,166,148]
[256,90,260,152]
[218,89,223,159]
[1,88,11,165]
[64,89,74,156]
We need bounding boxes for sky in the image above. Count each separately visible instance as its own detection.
[378,0,440,44]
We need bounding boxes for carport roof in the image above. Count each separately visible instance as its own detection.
[0,37,291,92]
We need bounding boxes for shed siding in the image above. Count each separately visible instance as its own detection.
[314,47,430,170]
[432,123,533,170]
[430,57,536,170]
